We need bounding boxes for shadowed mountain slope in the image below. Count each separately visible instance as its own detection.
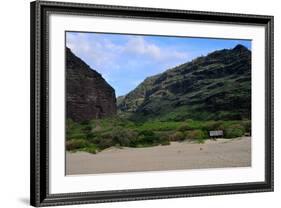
[66,47,117,122]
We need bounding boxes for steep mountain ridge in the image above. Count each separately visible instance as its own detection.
[118,44,251,121]
[66,47,117,122]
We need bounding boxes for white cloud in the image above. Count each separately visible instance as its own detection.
[66,33,91,53]
[66,32,193,96]
[66,34,190,70]
[123,36,188,62]
[124,37,161,59]
[66,33,191,87]
[66,33,120,72]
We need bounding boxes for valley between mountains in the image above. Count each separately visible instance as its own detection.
[66,44,251,155]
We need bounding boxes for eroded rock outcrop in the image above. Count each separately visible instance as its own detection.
[66,47,116,122]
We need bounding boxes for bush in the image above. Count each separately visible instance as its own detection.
[86,132,95,140]
[185,130,207,142]
[169,131,185,141]
[66,133,87,141]
[66,139,89,151]
[160,139,170,145]
[97,138,115,150]
[138,130,155,137]
[80,120,90,125]
[81,144,98,154]
[177,123,193,132]
[241,120,251,133]
[66,119,89,141]
[203,121,223,131]
[112,127,138,146]
[116,136,131,146]
[110,127,133,146]
[224,124,245,138]
[158,134,170,145]
[97,132,116,149]
[137,130,158,144]
[94,127,139,149]
[82,125,92,133]
[137,121,180,132]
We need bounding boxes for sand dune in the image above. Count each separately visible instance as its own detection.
[66,137,251,175]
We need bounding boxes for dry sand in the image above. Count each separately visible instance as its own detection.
[66,137,251,175]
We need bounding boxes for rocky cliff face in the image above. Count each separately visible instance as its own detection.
[118,44,251,121]
[66,47,117,122]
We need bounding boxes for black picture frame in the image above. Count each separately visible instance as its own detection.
[30,0,274,207]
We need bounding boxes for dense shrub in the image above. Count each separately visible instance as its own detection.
[66,133,87,141]
[93,127,139,149]
[137,121,180,131]
[169,131,185,141]
[66,119,94,141]
[203,121,223,131]
[241,120,251,134]
[138,130,155,136]
[66,117,251,153]
[66,139,89,151]
[224,124,245,138]
[82,125,92,133]
[185,130,207,142]
[95,132,115,149]
[158,134,170,145]
[177,123,193,132]
[82,144,98,154]
[160,139,170,145]
[111,127,137,146]
[86,132,96,140]
[115,136,131,146]
[80,120,90,125]
[136,130,158,145]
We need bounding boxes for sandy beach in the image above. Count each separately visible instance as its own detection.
[66,136,251,175]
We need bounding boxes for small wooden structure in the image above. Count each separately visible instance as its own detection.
[209,130,223,138]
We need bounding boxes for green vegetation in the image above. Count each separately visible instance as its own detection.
[185,130,207,143]
[66,117,251,154]
[117,45,251,122]
[224,124,245,138]
[169,131,185,141]
[65,45,252,154]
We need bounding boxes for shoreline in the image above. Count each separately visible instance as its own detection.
[66,136,251,175]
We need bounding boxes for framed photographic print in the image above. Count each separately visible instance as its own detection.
[30,0,274,207]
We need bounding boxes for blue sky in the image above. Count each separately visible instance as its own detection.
[66,32,251,96]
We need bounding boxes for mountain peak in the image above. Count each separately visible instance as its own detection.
[232,44,248,52]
